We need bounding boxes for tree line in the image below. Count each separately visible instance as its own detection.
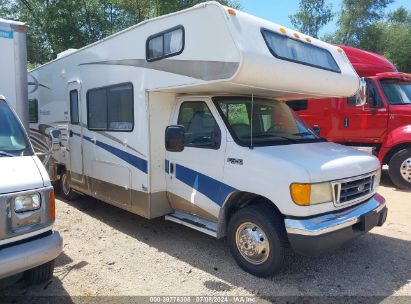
[290,0,411,72]
[0,0,409,72]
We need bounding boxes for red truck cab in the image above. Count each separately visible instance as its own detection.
[289,45,411,189]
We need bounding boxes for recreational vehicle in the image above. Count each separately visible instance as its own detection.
[0,96,62,283]
[29,2,387,276]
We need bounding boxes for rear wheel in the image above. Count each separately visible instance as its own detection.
[24,260,55,284]
[388,148,411,190]
[60,170,80,200]
[227,205,288,277]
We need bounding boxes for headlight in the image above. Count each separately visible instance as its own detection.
[290,182,333,206]
[373,168,381,191]
[14,193,41,213]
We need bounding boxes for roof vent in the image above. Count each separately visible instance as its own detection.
[57,49,78,59]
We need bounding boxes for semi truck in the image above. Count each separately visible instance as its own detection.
[28,2,387,277]
[0,18,29,131]
[288,45,411,190]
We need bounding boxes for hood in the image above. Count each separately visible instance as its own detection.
[0,156,45,194]
[254,142,380,183]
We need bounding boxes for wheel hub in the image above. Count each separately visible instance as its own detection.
[400,157,411,183]
[62,173,71,195]
[235,222,269,265]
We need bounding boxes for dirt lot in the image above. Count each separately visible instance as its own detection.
[1,169,410,301]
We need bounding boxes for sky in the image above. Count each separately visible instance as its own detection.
[237,0,411,36]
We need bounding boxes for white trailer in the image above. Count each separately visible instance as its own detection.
[0,18,29,131]
[29,2,387,276]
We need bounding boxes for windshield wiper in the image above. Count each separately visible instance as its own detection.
[252,133,299,142]
[0,151,17,157]
[292,132,314,136]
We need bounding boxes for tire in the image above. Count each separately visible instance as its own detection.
[388,148,411,190]
[227,204,288,277]
[60,170,80,200]
[24,260,55,284]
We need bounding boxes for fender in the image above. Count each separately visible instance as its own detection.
[378,125,411,163]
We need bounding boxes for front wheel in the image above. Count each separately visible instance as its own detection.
[388,148,411,190]
[60,170,80,201]
[227,205,288,277]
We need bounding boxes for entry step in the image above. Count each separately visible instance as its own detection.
[165,211,218,237]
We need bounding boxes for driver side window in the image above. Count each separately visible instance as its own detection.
[367,81,383,108]
[177,101,221,149]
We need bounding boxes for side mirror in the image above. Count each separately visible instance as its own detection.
[165,125,185,152]
[48,129,62,152]
[355,78,367,107]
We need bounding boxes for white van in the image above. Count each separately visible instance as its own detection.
[0,96,62,283]
[28,2,387,277]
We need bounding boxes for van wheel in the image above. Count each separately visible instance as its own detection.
[227,205,287,277]
[388,149,411,190]
[24,260,55,284]
[60,170,80,200]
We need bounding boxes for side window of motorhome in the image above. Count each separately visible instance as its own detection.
[261,29,340,73]
[70,90,79,124]
[177,101,221,149]
[87,83,133,131]
[147,26,184,61]
[28,99,38,123]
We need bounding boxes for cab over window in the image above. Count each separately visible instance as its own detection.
[177,101,221,149]
[146,26,184,62]
[87,83,133,131]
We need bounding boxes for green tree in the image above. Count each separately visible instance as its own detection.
[289,0,334,38]
[331,0,394,46]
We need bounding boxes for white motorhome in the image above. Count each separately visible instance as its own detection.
[29,2,387,276]
[0,18,29,131]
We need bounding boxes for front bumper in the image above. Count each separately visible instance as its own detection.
[0,231,63,279]
[285,194,387,256]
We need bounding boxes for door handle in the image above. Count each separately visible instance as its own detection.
[169,162,174,175]
[344,117,349,128]
[69,130,73,137]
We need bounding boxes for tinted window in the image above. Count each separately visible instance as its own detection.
[367,81,383,108]
[70,90,79,124]
[261,29,340,73]
[286,100,308,111]
[177,101,221,149]
[29,99,38,123]
[147,26,184,61]
[87,83,133,131]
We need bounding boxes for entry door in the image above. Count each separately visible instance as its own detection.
[342,79,389,141]
[165,97,226,221]
[67,80,84,183]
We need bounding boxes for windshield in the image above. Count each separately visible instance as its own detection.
[380,80,411,105]
[0,101,33,156]
[214,96,323,147]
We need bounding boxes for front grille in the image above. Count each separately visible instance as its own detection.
[333,173,376,206]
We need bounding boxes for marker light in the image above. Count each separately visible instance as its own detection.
[293,33,300,39]
[279,27,287,34]
[290,184,311,206]
[227,8,236,16]
[49,190,55,221]
[305,37,311,43]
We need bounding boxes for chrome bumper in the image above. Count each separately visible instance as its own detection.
[285,194,386,237]
[0,231,62,279]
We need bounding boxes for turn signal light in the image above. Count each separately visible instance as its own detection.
[49,190,55,221]
[227,8,236,16]
[290,184,311,206]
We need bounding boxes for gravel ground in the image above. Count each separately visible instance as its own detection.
[0,169,410,301]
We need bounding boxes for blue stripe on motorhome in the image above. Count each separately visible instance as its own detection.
[175,164,237,206]
[73,132,148,173]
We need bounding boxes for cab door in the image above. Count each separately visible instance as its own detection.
[342,79,389,141]
[67,80,85,185]
[165,97,226,221]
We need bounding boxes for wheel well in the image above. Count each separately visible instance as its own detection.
[382,143,411,165]
[218,191,283,238]
[56,164,66,177]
